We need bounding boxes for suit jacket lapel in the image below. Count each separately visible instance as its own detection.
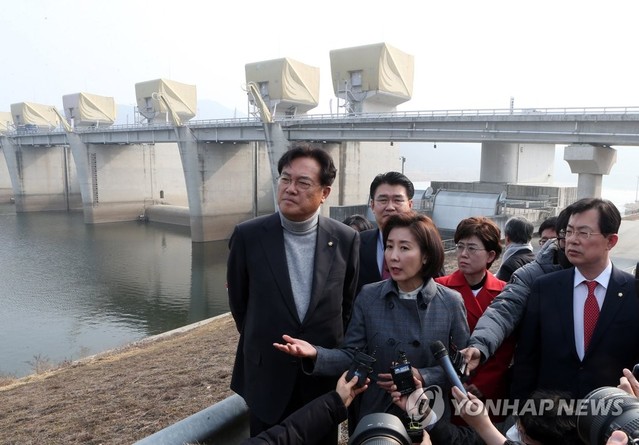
[304,216,337,323]
[557,269,579,360]
[360,229,381,280]
[586,266,630,355]
[259,214,299,323]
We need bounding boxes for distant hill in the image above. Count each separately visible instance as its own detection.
[195,99,246,120]
[114,100,244,125]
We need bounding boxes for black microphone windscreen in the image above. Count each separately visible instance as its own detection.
[430,340,447,359]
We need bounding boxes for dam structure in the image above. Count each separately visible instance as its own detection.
[1,42,638,242]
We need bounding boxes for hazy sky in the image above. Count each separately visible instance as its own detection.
[2,0,638,204]
[3,0,639,112]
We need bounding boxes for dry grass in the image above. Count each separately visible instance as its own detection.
[0,314,239,445]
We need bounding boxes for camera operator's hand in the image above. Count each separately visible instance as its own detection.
[606,430,628,444]
[618,368,639,398]
[336,371,369,408]
[273,334,317,359]
[460,347,482,374]
[451,386,506,445]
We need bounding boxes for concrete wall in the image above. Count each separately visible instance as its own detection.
[2,142,82,212]
[0,147,14,203]
[82,142,188,223]
[180,140,266,242]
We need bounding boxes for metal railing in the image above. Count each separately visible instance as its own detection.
[6,105,639,137]
[274,106,639,121]
[133,394,249,445]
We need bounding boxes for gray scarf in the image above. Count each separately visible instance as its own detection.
[501,242,533,265]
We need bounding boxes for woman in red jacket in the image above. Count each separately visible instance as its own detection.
[436,216,515,424]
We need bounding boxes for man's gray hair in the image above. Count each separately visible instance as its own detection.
[504,215,534,244]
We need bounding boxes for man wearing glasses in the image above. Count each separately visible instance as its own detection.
[537,216,558,248]
[511,198,639,401]
[227,143,359,444]
[356,171,416,294]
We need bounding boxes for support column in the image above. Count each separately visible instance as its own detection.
[177,127,268,242]
[563,144,617,199]
[0,143,13,202]
[0,136,79,211]
[480,142,555,184]
[67,133,94,218]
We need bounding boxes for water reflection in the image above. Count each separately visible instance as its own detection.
[0,205,230,377]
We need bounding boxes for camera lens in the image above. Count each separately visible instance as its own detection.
[348,413,412,445]
[577,386,639,445]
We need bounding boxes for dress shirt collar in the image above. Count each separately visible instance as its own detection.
[573,261,613,290]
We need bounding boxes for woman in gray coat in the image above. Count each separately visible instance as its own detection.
[275,212,470,425]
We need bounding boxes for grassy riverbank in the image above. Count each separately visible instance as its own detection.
[0,313,239,444]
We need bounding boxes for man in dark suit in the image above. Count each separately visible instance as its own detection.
[512,198,639,401]
[357,171,414,293]
[227,143,359,444]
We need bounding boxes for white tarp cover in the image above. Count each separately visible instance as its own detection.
[330,42,414,104]
[0,112,12,132]
[245,58,319,109]
[10,102,60,127]
[135,79,196,122]
[62,93,116,126]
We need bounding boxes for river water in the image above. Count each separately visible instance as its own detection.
[0,204,230,378]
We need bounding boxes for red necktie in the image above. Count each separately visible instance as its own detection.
[382,257,391,280]
[583,280,599,351]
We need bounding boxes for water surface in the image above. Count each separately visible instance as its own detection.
[0,205,229,377]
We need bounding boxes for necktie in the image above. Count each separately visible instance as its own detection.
[382,257,391,280]
[583,280,600,351]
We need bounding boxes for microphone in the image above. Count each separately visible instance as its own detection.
[430,340,467,395]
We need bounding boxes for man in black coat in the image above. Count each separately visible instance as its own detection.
[242,372,368,445]
[228,144,359,444]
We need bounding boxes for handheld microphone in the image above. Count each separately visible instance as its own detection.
[430,340,467,395]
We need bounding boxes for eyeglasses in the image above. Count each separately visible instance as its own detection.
[557,231,566,247]
[455,243,486,255]
[373,197,408,206]
[277,176,317,191]
[564,229,604,240]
